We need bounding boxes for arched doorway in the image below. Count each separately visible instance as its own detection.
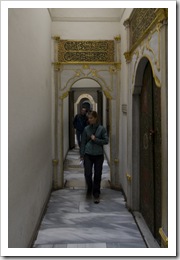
[133,57,162,244]
[80,99,92,112]
[69,79,100,149]
[53,62,120,194]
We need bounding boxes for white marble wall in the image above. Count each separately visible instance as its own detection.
[63,95,69,159]
[8,9,52,247]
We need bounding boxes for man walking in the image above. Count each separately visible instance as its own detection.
[73,107,88,148]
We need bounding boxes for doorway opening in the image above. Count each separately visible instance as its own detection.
[64,78,111,190]
[133,58,162,245]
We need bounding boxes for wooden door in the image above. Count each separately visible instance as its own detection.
[140,61,161,244]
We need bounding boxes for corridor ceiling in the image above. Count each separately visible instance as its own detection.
[48,8,125,22]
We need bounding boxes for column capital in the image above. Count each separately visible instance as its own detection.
[114,35,121,42]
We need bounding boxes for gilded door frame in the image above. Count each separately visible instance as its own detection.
[52,65,121,191]
[132,56,162,243]
[52,36,122,190]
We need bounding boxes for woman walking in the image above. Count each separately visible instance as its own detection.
[80,111,109,203]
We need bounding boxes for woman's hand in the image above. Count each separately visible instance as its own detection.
[91,134,96,141]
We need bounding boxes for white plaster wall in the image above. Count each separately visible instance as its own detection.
[8,9,52,247]
[118,9,133,196]
[63,96,69,159]
[52,21,120,39]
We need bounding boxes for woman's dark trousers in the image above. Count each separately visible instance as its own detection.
[84,154,104,198]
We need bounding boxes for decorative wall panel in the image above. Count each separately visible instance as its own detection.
[130,8,156,49]
[58,40,114,63]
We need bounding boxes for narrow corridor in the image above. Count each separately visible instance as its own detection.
[33,147,147,248]
[6,7,172,252]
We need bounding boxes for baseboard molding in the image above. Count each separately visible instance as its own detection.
[28,187,52,248]
[133,211,160,248]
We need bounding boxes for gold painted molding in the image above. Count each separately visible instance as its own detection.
[159,228,168,247]
[52,61,121,71]
[103,90,112,100]
[132,55,161,88]
[154,74,161,87]
[124,52,131,63]
[155,8,168,23]
[59,91,69,100]
[114,35,121,41]
[83,64,90,69]
[146,35,160,71]
[126,173,132,182]
[52,35,60,41]
[109,66,117,74]
[52,159,59,165]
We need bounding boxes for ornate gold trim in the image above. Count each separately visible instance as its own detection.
[114,35,121,41]
[130,8,167,53]
[52,61,121,70]
[126,173,132,182]
[52,61,120,65]
[124,8,168,63]
[154,74,161,87]
[59,91,69,100]
[83,64,90,69]
[109,66,117,74]
[155,8,168,23]
[115,62,121,70]
[114,158,119,163]
[103,90,112,100]
[52,35,60,41]
[146,27,161,72]
[159,228,168,247]
[124,52,131,63]
[52,62,61,71]
[52,159,59,165]
[58,40,114,63]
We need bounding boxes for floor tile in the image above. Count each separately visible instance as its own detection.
[33,148,147,249]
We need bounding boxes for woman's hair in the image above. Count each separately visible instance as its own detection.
[88,111,98,120]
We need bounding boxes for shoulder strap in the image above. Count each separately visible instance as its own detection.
[94,125,101,135]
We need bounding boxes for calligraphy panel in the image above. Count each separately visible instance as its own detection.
[58,40,114,62]
[130,8,156,48]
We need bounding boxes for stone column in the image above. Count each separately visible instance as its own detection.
[123,19,132,208]
[57,68,64,189]
[111,35,121,189]
[52,68,59,190]
[52,36,60,190]
[109,98,121,190]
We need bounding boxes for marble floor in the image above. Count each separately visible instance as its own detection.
[33,147,147,248]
